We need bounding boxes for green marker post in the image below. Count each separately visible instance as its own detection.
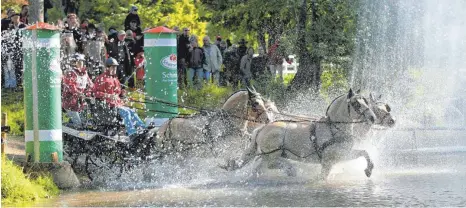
[143,26,178,127]
[23,23,63,163]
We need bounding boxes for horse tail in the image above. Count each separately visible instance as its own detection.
[223,125,263,171]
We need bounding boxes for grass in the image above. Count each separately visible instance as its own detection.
[178,83,234,114]
[1,157,59,206]
[1,90,25,135]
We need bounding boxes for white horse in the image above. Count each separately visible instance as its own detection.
[152,87,278,157]
[221,89,392,180]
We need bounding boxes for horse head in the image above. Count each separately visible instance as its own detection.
[369,93,395,127]
[327,88,376,124]
[246,86,275,123]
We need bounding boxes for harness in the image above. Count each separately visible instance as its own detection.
[160,96,265,156]
[259,96,370,161]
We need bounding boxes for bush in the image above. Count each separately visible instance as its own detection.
[1,157,59,205]
[1,91,25,135]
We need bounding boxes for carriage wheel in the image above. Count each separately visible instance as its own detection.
[84,151,120,181]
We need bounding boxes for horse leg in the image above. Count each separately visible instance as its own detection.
[267,155,297,177]
[320,161,333,181]
[251,156,267,177]
[347,149,374,177]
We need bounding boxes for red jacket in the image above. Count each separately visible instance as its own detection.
[62,68,94,112]
[93,71,125,108]
[267,42,284,65]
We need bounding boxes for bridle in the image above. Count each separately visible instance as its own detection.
[246,95,270,124]
[325,94,373,124]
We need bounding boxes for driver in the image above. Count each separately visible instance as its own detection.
[93,57,146,137]
[62,53,94,129]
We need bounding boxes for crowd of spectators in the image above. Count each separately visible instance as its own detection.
[1,4,288,92]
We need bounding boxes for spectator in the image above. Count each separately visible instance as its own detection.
[218,40,228,86]
[223,45,240,87]
[19,5,28,25]
[8,13,26,88]
[128,20,143,53]
[124,6,140,31]
[215,36,221,47]
[251,48,268,80]
[267,39,286,82]
[93,58,146,137]
[63,13,83,53]
[202,36,223,85]
[44,0,53,22]
[62,53,94,129]
[124,30,137,87]
[237,38,248,58]
[81,18,89,27]
[1,8,15,31]
[177,27,191,88]
[1,8,15,88]
[107,30,133,87]
[133,50,145,89]
[63,0,79,16]
[240,48,254,87]
[84,24,106,79]
[187,41,206,88]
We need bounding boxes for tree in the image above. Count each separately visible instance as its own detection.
[202,0,358,93]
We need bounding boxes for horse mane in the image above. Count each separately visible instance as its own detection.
[225,90,248,102]
[325,94,345,117]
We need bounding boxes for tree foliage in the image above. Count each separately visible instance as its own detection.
[201,0,358,92]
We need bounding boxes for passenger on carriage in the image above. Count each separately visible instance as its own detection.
[93,58,146,137]
[62,53,94,129]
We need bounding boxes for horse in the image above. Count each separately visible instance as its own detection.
[220,89,392,180]
[150,87,278,158]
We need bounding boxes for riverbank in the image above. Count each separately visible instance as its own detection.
[2,152,59,206]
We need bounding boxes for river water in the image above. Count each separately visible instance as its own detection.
[32,146,466,207]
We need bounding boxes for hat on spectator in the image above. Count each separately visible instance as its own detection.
[118,30,126,36]
[88,23,96,29]
[109,26,117,35]
[238,38,248,45]
[131,5,138,12]
[7,8,15,17]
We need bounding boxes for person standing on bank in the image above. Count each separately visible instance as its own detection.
[202,36,223,85]
[240,47,254,87]
[177,27,191,88]
[187,41,206,88]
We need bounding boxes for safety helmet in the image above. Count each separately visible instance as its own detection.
[105,57,119,67]
[71,53,86,62]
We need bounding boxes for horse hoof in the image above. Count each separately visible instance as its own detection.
[365,162,374,178]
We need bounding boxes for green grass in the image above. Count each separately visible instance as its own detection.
[1,90,25,135]
[1,157,59,206]
[178,83,234,114]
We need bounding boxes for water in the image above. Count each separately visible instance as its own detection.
[30,138,466,207]
[351,0,466,128]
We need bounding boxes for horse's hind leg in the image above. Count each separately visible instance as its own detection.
[267,155,297,177]
[320,162,333,180]
[347,149,374,177]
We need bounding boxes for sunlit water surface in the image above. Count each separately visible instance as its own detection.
[32,149,466,207]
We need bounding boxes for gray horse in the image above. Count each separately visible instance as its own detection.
[152,87,278,158]
[221,89,395,180]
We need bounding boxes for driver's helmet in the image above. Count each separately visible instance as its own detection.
[105,57,119,67]
[70,53,85,64]
[70,53,86,72]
